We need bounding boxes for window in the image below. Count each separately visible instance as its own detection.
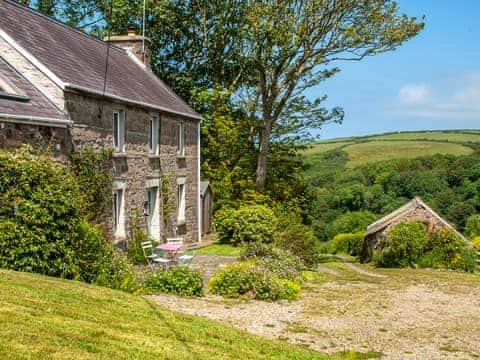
[146,187,161,240]
[148,115,159,154]
[113,111,125,152]
[113,189,125,239]
[177,178,186,223]
[177,123,184,156]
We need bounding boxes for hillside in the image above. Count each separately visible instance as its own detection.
[304,130,480,170]
[302,130,480,241]
[0,270,327,360]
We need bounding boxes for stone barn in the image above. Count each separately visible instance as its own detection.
[361,196,466,261]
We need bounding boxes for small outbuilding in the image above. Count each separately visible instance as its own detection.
[361,196,467,261]
[200,181,213,235]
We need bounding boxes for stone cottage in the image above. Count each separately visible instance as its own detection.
[0,0,202,245]
[361,196,466,261]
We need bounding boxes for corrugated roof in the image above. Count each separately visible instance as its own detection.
[0,0,200,120]
[0,56,66,122]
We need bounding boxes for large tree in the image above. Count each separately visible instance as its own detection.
[32,0,424,194]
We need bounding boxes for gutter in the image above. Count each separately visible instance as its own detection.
[64,83,203,121]
[0,113,71,128]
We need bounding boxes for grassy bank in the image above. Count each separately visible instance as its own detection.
[0,269,327,359]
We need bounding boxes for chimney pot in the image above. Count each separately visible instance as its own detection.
[127,26,136,36]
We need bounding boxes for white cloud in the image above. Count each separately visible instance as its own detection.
[393,72,480,120]
[397,83,430,105]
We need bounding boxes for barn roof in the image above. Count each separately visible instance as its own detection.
[365,196,467,241]
[0,0,200,120]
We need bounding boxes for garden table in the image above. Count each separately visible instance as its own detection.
[156,243,182,260]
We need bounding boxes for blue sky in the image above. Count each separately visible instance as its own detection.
[311,1,480,139]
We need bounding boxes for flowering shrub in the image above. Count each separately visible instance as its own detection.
[209,262,299,301]
[143,267,204,297]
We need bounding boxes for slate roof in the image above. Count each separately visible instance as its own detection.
[365,196,467,241]
[0,0,200,120]
[0,56,66,121]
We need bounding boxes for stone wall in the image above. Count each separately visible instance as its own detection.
[65,90,200,245]
[0,121,70,161]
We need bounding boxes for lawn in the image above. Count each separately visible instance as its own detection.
[196,243,244,257]
[0,269,328,359]
[343,140,473,167]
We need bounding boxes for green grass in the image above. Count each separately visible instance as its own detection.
[343,140,473,167]
[196,243,244,257]
[365,131,480,143]
[0,269,329,359]
[302,141,353,156]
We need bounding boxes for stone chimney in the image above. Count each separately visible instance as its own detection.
[104,26,152,69]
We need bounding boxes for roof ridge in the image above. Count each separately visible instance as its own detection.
[2,0,124,53]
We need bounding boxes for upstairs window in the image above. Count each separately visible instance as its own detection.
[177,123,184,156]
[148,115,159,154]
[113,111,125,152]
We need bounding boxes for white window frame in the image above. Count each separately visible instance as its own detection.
[146,186,161,241]
[177,177,186,223]
[113,110,125,152]
[148,115,159,154]
[113,188,126,240]
[177,122,184,156]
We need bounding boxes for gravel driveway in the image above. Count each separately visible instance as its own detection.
[150,257,480,359]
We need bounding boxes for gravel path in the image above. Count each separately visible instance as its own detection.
[333,255,387,278]
[149,256,480,359]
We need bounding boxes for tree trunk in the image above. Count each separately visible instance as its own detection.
[255,126,271,191]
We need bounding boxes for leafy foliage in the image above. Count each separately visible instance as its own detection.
[214,205,278,245]
[126,210,150,265]
[242,243,303,282]
[209,262,300,301]
[143,267,204,297]
[327,232,365,256]
[465,214,480,239]
[0,148,139,292]
[374,222,429,268]
[274,216,320,267]
[419,230,477,272]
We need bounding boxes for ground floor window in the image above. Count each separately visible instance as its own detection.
[146,186,161,241]
[177,177,186,223]
[113,188,125,239]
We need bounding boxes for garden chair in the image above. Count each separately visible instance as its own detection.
[141,241,172,270]
[177,243,198,267]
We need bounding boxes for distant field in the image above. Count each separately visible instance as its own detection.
[344,141,473,167]
[302,141,353,155]
[303,130,478,169]
[367,131,480,143]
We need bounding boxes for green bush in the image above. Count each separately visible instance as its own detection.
[465,214,480,239]
[274,217,320,267]
[0,148,140,292]
[93,250,140,293]
[126,211,150,265]
[374,222,428,267]
[143,267,204,297]
[419,230,477,272]
[214,205,277,245]
[242,243,303,281]
[0,148,84,278]
[328,232,365,256]
[328,211,377,238]
[471,236,480,250]
[209,262,299,301]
